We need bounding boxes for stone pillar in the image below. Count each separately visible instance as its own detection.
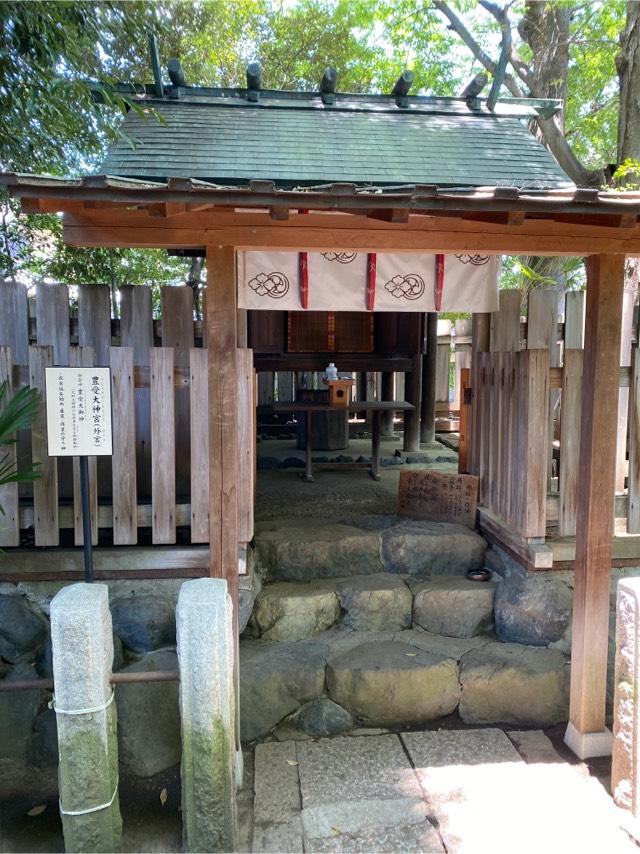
[612,577,640,817]
[50,583,122,853]
[177,578,237,852]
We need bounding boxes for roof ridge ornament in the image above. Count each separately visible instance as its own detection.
[392,70,414,108]
[247,62,261,103]
[320,67,338,106]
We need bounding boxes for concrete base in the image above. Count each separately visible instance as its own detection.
[564,722,613,759]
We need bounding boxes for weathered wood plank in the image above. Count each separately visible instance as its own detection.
[207,246,239,611]
[189,348,209,543]
[528,288,560,492]
[559,349,583,537]
[499,352,513,522]
[35,284,70,365]
[615,288,635,492]
[150,347,175,544]
[469,313,490,476]
[564,290,585,349]
[70,347,98,546]
[0,282,29,365]
[628,347,640,534]
[569,254,625,739]
[29,346,58,546]
[505,352,518,525]
[489,353,502,515]
[478,352,491,506]
[77,285,111,366]
[516,348,549,538]
[161,286,194,498]
[110,347,137,545]
[0,347,19,546]
[120,285,153,498]
[237,348,254,544]
[490,289,521,352]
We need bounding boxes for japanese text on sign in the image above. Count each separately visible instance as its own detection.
[45,367,112,457]
[397,470,478,529]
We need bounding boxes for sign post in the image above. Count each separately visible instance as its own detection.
[45,367,113,583]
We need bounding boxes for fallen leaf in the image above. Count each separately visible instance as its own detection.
[331,827,342,836]
[285,760,299,767]
[27,805,47,817]
[159,788,168,806]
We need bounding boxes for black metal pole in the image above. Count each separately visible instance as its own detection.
[79,455,94,583]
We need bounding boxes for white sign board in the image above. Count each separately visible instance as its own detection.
[45,367,112,457]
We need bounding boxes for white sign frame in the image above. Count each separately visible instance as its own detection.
[45,367,113,457]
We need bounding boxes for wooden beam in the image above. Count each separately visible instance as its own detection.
[568,253,625,749]
[61,210,640,255]
[206,246,239,616]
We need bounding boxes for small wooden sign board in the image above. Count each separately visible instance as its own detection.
[398,470,479,529]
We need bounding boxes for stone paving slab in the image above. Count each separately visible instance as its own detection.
[402,729,634,854]
[305,820,444,853]
[253,741,303,853]
[296,735,421,807]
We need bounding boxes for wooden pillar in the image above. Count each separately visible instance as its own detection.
[403,314,424,452]
[380,372,395,436]
[420,312,438,445]
[565,254,626,759]
[206,246,239,619]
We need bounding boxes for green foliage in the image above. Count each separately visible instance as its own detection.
[0,382,41,514]
[0,0,632,291]
[612,158,640,190]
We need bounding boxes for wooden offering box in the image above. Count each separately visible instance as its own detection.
[325,379,354,406]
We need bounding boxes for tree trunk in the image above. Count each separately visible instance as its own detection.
[617,2,640,170]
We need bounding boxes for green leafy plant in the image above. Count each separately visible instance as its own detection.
[0,381,41,516]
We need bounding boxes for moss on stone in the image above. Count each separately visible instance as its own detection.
[181,717,236,852]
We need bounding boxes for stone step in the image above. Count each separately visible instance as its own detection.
[244,575,497,642]
[239,628,570,742]
[254,515,487,582]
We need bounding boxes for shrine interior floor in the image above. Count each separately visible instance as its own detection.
[255,434,459,523]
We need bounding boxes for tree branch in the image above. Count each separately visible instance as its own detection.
[432,1,525,96]
[431,0,606,187]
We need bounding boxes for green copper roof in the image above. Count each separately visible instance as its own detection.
[101,92,573,191]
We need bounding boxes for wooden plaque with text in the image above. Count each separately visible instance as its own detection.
[398,470,479,529]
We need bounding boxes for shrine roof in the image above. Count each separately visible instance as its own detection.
[97,87,573,191]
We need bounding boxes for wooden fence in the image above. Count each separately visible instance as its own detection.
[0,282,255,548]
[469,286,639,559]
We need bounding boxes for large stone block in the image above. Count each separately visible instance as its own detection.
[250,582,340,641]
[254,519,382,581]
[110,593,175,654]
[295,699,354,736]
[459,643,570,726]
[413,578,496,638]
[0,662,43,762]
[494,574,572,646]
[326,640,460,726]
[240,639,328,741]
[336,574,412,632]
[116,648,181,778]
[380,520,486,577]
[0,594,48,662]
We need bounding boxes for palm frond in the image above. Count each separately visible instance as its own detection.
[0,382,41,445]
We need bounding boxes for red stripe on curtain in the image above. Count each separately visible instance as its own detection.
[367,253,377,311]
[435,253,445,311]
[299,251,309,309]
